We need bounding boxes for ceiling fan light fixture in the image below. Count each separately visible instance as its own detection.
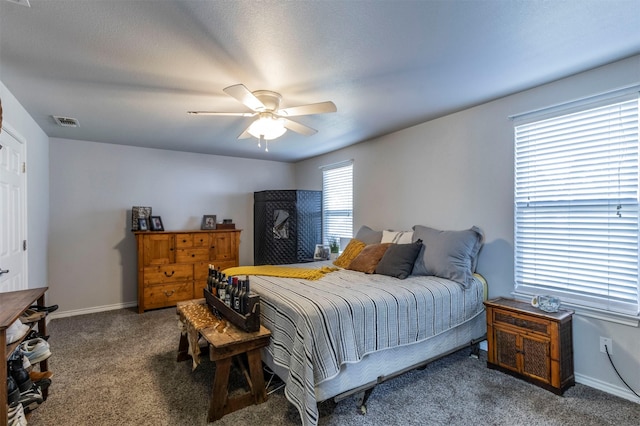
[247,113,287,140]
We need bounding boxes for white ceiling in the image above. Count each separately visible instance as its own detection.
[1,0,639,162]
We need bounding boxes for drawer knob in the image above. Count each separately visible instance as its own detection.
[163,290,175,297]
[164,271,175,277]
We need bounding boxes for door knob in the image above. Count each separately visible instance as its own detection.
[0,268,9,276]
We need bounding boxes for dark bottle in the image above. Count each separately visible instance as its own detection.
[242,276,251,315]
[217,272,226,300]
[232,277,240,312]
[207,264,215,293]
[237,280,247,314]
[224,276,232,307]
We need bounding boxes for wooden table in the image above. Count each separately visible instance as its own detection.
[176,299,271,422]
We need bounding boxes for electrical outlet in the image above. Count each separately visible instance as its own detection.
[599,337,613,354]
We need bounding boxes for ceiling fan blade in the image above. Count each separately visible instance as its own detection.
[187,111,255,117]
[278,101,337,117]
[283,118,317,136]
[237,125,252,139]
[223,84,266,112]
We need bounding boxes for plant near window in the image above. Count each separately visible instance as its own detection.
[329,238,340,254]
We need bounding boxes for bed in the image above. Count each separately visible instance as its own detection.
[232,225,486,426]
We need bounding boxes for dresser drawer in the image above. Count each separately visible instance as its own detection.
[176,248,209,263]
[493,309,549,335]
[192,233,209,248]
[144,282,193,309]
[143,264,193,284]
[175,234,194,248]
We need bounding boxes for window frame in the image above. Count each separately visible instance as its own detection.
[512,91,640,320]
[321,160,354,247]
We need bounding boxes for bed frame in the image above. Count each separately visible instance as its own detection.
[259,273,488,419]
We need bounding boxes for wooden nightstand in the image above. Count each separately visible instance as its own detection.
[484,297,575,395]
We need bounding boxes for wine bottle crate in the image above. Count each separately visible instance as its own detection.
[203,288,261,332]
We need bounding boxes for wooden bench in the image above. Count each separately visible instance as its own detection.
[176,299,271,422]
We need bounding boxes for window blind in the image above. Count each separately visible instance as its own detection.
[322,162,353,245]
[514,94,640,315]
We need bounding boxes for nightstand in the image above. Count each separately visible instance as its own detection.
[484,297,575,395]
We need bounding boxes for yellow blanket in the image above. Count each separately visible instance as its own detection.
[222,265,338,281]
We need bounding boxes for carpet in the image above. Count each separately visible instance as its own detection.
[27,307,639,425]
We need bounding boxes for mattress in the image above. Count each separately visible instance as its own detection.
[247,261,486,426]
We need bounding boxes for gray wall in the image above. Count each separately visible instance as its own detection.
[48,138,295,315]
[0,81,50,294]
[295,55,640,403]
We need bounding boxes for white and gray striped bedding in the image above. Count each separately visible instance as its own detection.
[249,262,485,426]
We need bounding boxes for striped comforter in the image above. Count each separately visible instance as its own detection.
[248,262,485,426]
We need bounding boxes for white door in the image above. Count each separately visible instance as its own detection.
[0,126,27,292]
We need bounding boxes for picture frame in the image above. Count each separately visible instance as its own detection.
[201,215,217,230]
[150,216,164,231]
[314,244,330,261]
[138,217,149,231]
[131,206,152,231]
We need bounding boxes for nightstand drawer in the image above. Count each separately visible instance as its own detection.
[493,309,549,335]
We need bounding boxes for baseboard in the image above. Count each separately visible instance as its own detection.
[575,373,640,404]
[47,301,138,320]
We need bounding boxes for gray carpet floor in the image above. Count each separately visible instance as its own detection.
[27,307,639,426]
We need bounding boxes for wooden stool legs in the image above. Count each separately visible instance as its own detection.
[207,348,267,422]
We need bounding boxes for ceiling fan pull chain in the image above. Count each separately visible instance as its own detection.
[265,139,269,152]
[258,135,263,149]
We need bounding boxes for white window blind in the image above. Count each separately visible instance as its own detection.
[514,94,640,316]
[322,161,353,245]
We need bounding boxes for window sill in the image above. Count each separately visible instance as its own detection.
[511,292,640,327]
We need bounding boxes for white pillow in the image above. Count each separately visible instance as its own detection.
[381,230,414,244]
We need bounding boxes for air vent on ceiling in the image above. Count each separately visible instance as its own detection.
[6,0,31,7]
[53,116,80,128]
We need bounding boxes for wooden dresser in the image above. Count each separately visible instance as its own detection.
[484,297,574,395]
[135,230,241,312]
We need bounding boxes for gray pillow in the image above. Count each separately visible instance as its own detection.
[355,225,383,245]
[375,239,423,279]
[411,225,484,288]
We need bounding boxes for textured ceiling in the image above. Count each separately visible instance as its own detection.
[1,0,639,162]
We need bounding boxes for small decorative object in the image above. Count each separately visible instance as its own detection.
[131,206,152,231]
[329,238,340,254]
[217,218,236,230]
[138,217,149,231]
[531,295,561,313]
[150,216,164,231]
[314,244,330,260]
[201,215,217,230]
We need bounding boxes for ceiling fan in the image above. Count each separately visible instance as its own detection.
[188,84,337,151]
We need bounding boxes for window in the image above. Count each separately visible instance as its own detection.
[322,161,353,246]
[514,94,639,316]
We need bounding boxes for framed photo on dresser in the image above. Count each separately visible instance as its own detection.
[150,216,164,231]
[137,217,149,231]
[201,215,217,230]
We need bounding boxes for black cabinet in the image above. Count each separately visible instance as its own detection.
[254,190,322,265]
